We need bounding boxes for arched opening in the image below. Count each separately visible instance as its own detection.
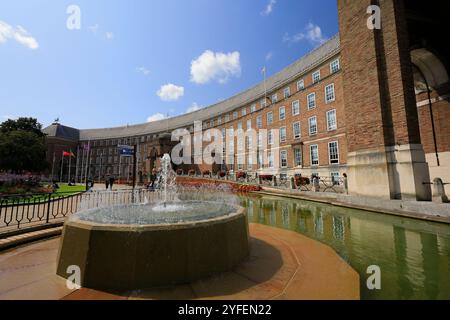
[411,48,449,94]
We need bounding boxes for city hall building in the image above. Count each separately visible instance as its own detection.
[43,0,449,201]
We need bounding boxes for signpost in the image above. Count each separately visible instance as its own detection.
[118,145,137,191]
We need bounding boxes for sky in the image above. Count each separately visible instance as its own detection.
[0,0,339,129]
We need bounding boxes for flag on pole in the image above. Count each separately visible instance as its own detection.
[63,151,75,157]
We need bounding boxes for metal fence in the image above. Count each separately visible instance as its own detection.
[0,189,155,237]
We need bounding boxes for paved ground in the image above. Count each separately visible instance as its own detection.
[0,223,359,300]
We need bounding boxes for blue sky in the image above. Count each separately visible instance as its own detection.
[0,0,338,129]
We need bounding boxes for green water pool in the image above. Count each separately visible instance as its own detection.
[240,194,450,300]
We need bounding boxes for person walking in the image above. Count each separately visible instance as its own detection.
[105,176,109,191]
[109,176,115,190]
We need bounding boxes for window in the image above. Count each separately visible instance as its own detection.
[330,172,340,182]
[309,116,317,135]
[225,114,230,122]
[326,109,337,131]
[292,100,300,116]
[268,130,274,145]
[237,122,243,130]
[247,154,253,170]
[247,135,253,149]
[271,93,278,104]
[279,106,286,120]
[260,98,267,108]
[297,79,305,91]
[329,141,339,164]
[310,144,319,166]
[258,132,263,147]
[256,115,262,128]
[233,111,238,119]
[307,93,316,110]
[210,119,214,127]
[280,150,288,168]
[312,70,321,83]
[251,104,256,113]
[330,59,340,73]
[218,117,222,125]
[242,108,247,116]
[294,148,302,167]
[325,84,335,103]
[267,112,273,125]
[283,87,290,99]
[280,127,287,142]
[258,151,263,168]
[268,151,274,168]
[247,119,252,130]
[293,122,301,139]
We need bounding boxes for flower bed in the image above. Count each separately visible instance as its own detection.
[259,174,273,181]
[176,176,261,194]
[236,171,247,179]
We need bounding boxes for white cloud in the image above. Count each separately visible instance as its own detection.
[105,32,114,40]
[186,102,202,113]
[1,115,17,121]
[157,83,185,101]
[261,0,276,16]
[190,50,241,84]
[136,67,150,76]
[283,22,327,46]
[0,21,39,50]
[147,113,166,123]
[265,51,273,61]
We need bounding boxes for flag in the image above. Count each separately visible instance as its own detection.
[63,151,75,157]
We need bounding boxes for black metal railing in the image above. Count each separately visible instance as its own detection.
[0,189,156,237]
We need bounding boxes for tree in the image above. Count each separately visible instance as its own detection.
[0,118,49,173]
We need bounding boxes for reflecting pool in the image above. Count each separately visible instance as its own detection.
[240,194,450,300]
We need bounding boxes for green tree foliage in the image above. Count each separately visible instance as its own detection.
[0,118,49,173]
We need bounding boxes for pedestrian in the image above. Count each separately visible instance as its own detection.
[109,176,115,190]
[105,176,109,190]
[343,173,348,195]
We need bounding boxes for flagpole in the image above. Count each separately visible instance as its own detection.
[99,151,103,182]
[68,149,72,184]
[84,140,90,184]
[74,146,80,185]
[51,152,56,182]
[80,146,85,184]
[60,151,64,182]
[263,66,267,105]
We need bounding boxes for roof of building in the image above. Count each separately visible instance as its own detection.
[44,34,340,141]
[42,123,80,141]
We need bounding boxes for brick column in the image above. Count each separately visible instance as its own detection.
[338,0,431,200]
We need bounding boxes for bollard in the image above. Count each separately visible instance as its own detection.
[290,177,296,190]
[433,178,449,203]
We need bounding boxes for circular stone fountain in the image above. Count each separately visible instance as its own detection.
[56,200,249,290]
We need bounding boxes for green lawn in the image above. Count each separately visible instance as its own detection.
[55,184,86,194]
[1,183,86,204]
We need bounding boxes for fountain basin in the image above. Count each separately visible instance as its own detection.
[56,202,249,290]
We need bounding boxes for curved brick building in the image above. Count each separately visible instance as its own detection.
[43,0,450,200]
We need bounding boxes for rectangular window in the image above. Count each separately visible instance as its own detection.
[297,79,305,91]
[271,93,278,104]
[280,127,287,142]
[260,98,267,108]
[292,100,300,116]
[329,141,339,164]
[241,108,247,116]
[280,150,288,168]
[294,148,302,167]
[312,70,321,83]
[310,144,319,166]
[293,122,301,139]
[256,115,262,128]
[325,84,335,103]
[233,111,238,119]
[225,114,230,122]
[309,116,317,135]
[307,93,316,110]
[247,154,253,170]
[330,172,340,182]
[279,106,286,120]
[258,132,263,147]
[268,130,274,145]
[267,112,273,125]
[326,109,337,131]
[283,87,290,99]
[210,119,214,127]
[251,104,257,113]
[330,59,340,73]
[268,151,274,168]
[247,119,252,130]
[237,122,243,130]
[258,151,263,169]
